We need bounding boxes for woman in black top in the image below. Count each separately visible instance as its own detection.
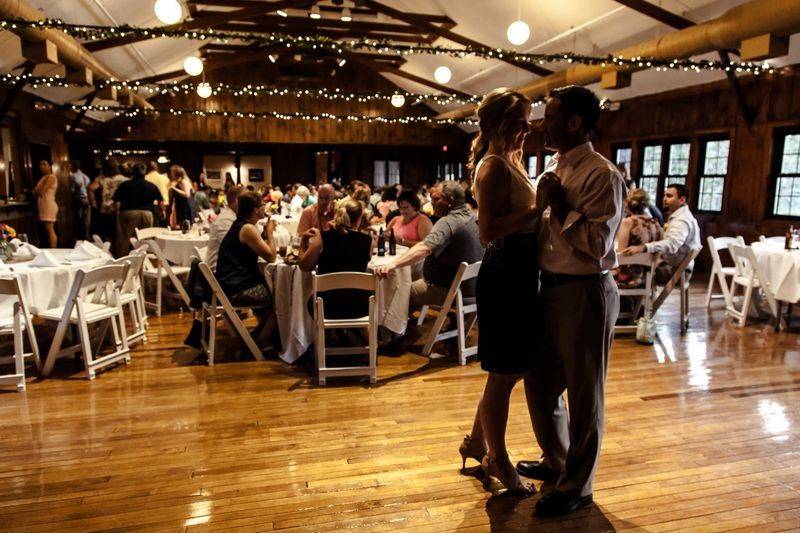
[299,198,372,319]
[216,191,277,348]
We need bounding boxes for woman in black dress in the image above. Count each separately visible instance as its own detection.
[459,88,540,495]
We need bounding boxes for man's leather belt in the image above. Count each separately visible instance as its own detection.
[540,270,609,287]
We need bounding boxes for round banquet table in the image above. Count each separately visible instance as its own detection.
[264,246,411,364]
[0,249,110,321]
[750,240,800,302]
[271,214,300,237]
[156,233,210,266]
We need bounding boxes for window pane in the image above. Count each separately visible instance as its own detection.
[703,139,730,175]
[785,134,800,155]
[640,177,658,202]
[699,176,724,212]
[668,143,690,176]
[388,161,400,184]
[615,147,632,170]
[527,155,538,178]
[374,160,386,187]
[782,154,799,175]
[774,176,800,216]
[642,145,662,176]
[543,153,554,169]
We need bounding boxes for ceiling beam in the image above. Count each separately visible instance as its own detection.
[84,0,310,52]
[214,22,428,43]
[613,0,753,126]
[361,0,553,78]
[247,14,430,35]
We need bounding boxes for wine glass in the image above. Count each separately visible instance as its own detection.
[181,220,190,234]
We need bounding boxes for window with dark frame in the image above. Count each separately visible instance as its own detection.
[436,162,462,181]
[543,152,554,170]
[637,141,692,204]
[665,142,690,190]
[613,145,632,176]
[773,132,800,217]
[639,144,662,203]
[374,160,400,187]
[527,155,538,178]
[697,138,730,213]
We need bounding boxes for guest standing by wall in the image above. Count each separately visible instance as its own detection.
[33,160,58,248]
[69,160,91,241]
[88,158,127,243]
[459,88,540,495]
[170,166,195,230]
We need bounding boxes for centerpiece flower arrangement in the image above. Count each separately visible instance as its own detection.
[0,223,16,260]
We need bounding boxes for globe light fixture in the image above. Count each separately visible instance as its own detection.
[154,0,183,25]
[196,82,212,98]
[390,94,406,108]
[434,65,452,84]
[183,56,203,76]
[506,20,531,46]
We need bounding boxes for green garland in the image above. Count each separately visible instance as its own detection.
[0,18,774,75]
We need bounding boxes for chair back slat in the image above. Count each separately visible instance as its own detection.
[0,276,22,297]
[462,261,482,281]
[314,272,376,293]
[192,246,208,261]
[135,227,170,241]
[617,252,657,268]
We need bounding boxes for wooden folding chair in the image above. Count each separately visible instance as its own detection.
[38,264,131,379]
[197,262,265,365]
[0,276,41,391]
[651,249,701,334]
[416,261,480,365]
[614,252,658,335]
[705,236,744,308]
[725,244,780,328]
[91,234,112,254]
[313,272,377,385]
[192,246,208,262]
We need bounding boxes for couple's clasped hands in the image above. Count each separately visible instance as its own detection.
[537,172,568,216]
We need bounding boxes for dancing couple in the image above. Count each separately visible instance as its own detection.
[461,85,625,517]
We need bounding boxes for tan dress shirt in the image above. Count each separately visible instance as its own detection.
[537,142,626,275]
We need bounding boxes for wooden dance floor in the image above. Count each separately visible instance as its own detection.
[1,286,799,532]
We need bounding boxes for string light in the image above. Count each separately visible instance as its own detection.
[0,73,484,105]
[0,18,775,75]
[69,103,479,126]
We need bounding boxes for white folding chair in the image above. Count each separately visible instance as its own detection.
[91,234,112,254]
[111,252,148,345]
[132,238,191,316]
[0,277,41,391]
[313,272,377,385]
[416,261,480,365]
[614,252,658,335]
[192,246,208,262]
[725,244,780,328]
[38,264,131,379]
[651,249,701,334]
[135,227,170,241]
[705,236,745,308]
[758,235,785,245]
[197,262,264,365]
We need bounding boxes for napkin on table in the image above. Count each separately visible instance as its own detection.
[30,250,61,267]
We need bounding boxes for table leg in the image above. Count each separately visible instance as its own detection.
[775,301,783,332]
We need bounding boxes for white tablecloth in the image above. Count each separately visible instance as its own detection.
[751,241,800,302]
[156,233,209,266]
[0,249,110,320]
[271,215,299,236]
[264,247,411,364]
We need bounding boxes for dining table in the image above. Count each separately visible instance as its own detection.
[264,246,411,364]
[156,232,210,266]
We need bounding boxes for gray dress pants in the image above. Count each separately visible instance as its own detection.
[525,273,619,497]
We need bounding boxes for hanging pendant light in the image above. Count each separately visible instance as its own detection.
[390,94,406,108]
[309,5,321,19]
[276,9,288,17]
[197,82,212,98]
[341,7,352,22]
[154,0,183,25]
[506,20,530,46]
[434,66,452,84]
[183,56,204,76]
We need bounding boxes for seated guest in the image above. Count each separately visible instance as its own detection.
[386,189,433,247]
[376,184,399,219]
[206,185,243,271]
[298,199,373,319]
[297,183,335,236]
[613,188,663,289]
[621,183,701,284]
[215,191,277,347]
[113,163,164,257]
[375,181,484,307]
[289,185,310,215]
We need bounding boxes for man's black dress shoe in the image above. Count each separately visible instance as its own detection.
[515,460,560,483]
[534,490,593,517]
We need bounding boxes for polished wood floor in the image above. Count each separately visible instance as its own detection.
[1,285,800,532]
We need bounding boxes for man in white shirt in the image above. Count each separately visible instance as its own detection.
[206,185,243,271]
[621,183,702,284]
[69,160,91,240]
[145,162,170,226]
[516,86,625,518]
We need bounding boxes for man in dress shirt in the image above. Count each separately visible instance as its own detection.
[621,183,702,284]
[145,162,170,226]
[205,185,243,271]
[515,86,625,517]
[297,183,335,236]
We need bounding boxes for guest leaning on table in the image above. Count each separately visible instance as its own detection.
[215,191,278,349]
[374,181,484,308]
[298,198,373,320]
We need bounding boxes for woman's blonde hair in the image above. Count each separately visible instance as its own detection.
[468,87,532,179]
[627,188,650,215]
[333,198,364,233]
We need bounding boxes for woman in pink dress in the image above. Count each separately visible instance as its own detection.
[385,190,432,247]
[33,159,58,247]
